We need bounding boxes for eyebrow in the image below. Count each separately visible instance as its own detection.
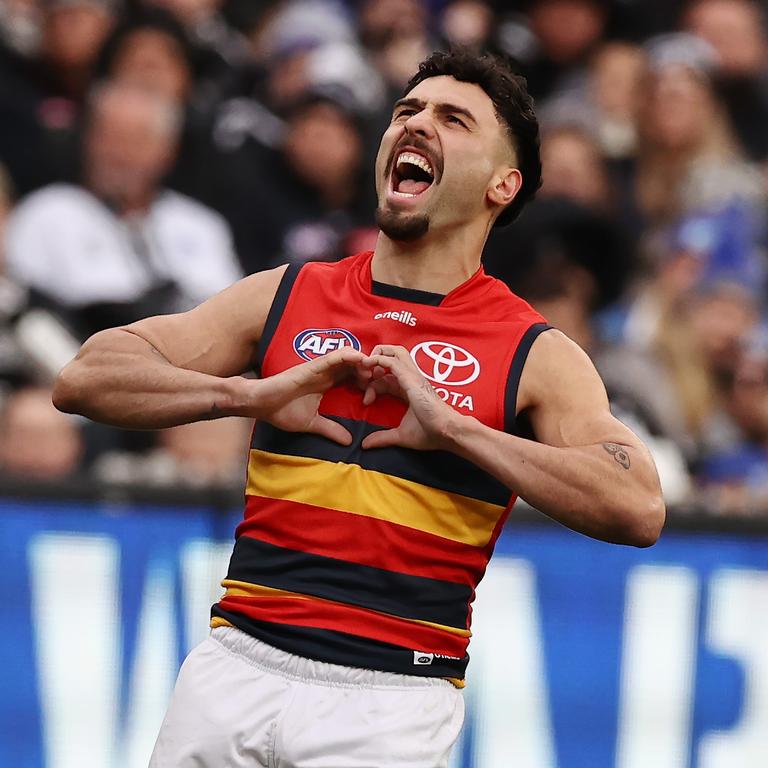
[392,97,478,126]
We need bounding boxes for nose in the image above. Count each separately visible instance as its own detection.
[403,107,436,140]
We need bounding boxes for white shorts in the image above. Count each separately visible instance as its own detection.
[149,626,465,768]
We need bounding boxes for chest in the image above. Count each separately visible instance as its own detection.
[263,292,522,431]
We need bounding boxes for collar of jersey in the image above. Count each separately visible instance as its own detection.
[360,251,491,308]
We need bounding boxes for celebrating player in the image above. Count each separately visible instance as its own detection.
[53,48,665,768]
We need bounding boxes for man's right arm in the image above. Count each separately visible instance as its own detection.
[52,266,288,429]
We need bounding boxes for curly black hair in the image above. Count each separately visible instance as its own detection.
[404,49,542,227]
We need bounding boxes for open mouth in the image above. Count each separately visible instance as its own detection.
[391,151,435,198]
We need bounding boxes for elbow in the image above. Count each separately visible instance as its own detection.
[623,494,666,548]
[52,362,84,415]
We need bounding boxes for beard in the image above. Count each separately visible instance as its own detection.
[375,205,430,242]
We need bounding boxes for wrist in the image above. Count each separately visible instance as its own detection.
[438,410,477,453]
[220,375,263,417]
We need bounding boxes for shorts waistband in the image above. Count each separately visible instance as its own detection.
[210,626,453,690]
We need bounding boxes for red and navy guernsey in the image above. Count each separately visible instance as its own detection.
[211,251,549,682]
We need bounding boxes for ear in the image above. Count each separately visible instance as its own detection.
[487,167,522,210]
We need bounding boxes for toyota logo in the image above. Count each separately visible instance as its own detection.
[411,341,480,386]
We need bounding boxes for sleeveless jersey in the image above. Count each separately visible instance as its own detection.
[211,251,549,681]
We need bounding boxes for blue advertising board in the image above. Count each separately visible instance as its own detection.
[1,496,767,768]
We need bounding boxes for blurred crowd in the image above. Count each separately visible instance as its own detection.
[1,0,768,515]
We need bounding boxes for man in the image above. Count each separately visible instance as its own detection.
[53,49,665,768]
[5,80,242,341]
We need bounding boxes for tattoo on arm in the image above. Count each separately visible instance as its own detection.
[205,402,223,420]
[603,442,631,470]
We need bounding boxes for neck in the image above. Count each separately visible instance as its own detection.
[371,219,491,294]
[90,182,155,217]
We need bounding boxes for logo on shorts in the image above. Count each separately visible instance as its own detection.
[293,328,362,361]
[410,341,480,386]
[413,651,434,665]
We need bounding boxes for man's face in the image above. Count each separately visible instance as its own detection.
[374,75,515,241]
[86,92,176,206]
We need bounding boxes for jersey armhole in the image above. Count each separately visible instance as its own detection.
[503,323,552,435]
[254,262,303,373]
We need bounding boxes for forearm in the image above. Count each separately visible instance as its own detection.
[53,328,247,429]
[446,416,665,546]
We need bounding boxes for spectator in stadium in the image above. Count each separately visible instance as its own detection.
[589,41,645,160]
[698,340,768,515]
[534,39,645,161]
[0,0,117,195]
[539,124,613,212]
[92,6,217,197]
[141,0,251,74]
[629,32,765,238]
[358,0,433,96]
[215,87,378,273]
[505,0,611,102]
[95,6,194,103]
[4,80,242,342]
[619,213,763,461]
[439,0,495,52]
[682,0,768,163]
[93,415,251,487]
[0,165,29,387]
[0,386,84,480]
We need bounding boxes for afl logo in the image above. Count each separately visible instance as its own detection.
[293,328,362,361]
[411,341,480,386]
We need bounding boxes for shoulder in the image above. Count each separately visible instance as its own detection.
[9,183,97,221]
[5,185,104,257]
[518,329,608,412]
[183,264,290,339]
[474,272,547,324]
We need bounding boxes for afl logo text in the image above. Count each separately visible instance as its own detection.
[293,328,362,361]
[410,341,480,386]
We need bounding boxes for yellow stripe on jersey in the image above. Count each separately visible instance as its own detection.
[220,578,473,638]
[246,449,506,548]
[222,579,313,601]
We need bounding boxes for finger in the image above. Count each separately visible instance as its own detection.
[362,427,401,450]
[311,348,365,373]
[353,366,373,391]
[366,354,398,372]
[363,384,377,406]
[309,415,353,445]
[370,344,410,359]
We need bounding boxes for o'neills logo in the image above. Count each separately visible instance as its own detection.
[374,310,417,327]
[293,328,361,361]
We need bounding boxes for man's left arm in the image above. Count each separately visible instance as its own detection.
[362,332,666,547]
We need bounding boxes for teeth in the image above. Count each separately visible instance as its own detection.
[393,190,417,197]
[397,152,434,179]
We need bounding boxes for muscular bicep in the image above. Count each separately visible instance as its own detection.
[518,329,645,453]
[122,265,287,377]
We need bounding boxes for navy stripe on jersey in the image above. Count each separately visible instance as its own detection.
[211,607,469,678]
[252,416,511,507]
[371,280,445,306]
[227,536,472,629]
[504,323,552,435]
[255,262,303,371]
